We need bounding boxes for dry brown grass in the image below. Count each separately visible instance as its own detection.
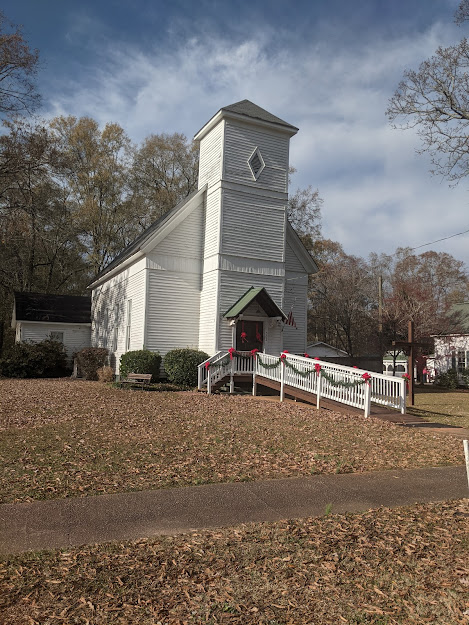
[0,379,464,504]
[1,499,468,624]
[408,386,469,429]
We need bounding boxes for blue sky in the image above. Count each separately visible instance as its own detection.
[4,0,469,267]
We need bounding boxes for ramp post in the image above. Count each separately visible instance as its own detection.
[364,382,371,418]
[464,440,469,490]
[280,361,285,402]
[230,357,235,394]
[316,373,322,410]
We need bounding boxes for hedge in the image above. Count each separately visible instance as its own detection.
[119,349,161,382]
[0,339,68,378]
[76,347,109,381]
[164,348,209,387]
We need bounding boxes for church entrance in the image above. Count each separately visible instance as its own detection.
[236,320,263,351]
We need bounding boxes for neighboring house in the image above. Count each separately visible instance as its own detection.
[11,292,91,362]
[89,100,318,372]
[306,342,348,358]
[433,302,469,379]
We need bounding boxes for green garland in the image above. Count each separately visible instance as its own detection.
[256,354,282,370]
[320,369,366,388]
[207,356,231,370]
[206,351,369,389]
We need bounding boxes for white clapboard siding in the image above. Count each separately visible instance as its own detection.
[198,269,218,355]
[221,190,286,262]
[223,120,289,192]
[198,120,224,189]
[203,187,221,259]
[19,322,91,360]
[92,259,146,371]
[146,270,201,356]
[283,274,308,354]
[217,271,284,351]
[285,240,307,273]
[149,202,204,261]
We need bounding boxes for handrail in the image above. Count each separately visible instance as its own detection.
[197,351,224,390]
[198,351,406,415]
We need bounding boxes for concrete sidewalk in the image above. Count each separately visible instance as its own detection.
[0,465,467,555]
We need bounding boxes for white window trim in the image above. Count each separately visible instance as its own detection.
[248,147,265,181]
[125,300,132,352]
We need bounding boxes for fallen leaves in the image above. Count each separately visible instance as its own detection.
[0,379,464,503]
[0,500,468,624]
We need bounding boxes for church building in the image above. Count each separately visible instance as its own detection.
[88,100,318,370]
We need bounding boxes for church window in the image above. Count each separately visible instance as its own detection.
[248,147,265,180]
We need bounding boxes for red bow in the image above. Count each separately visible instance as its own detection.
[240,331,247,343]
[205,361,210,370]
[314,363,322,374]
[362,372,371,383]
[304,353,310,358]
[250,348,259,356]
[228,347,236,360]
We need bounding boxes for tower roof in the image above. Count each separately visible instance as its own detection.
[221,100,298,130]
[194,99,298,141]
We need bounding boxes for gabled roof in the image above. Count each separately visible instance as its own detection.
[286,222,319,274]
[224,287,286,319]
[221,100,298,131]
[13,292,91,325]
[88,185,206,287]
[194,99,298,141]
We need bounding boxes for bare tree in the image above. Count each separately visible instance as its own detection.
[386,2,469,183]
[0,12,40,116]
[387,39,469,183]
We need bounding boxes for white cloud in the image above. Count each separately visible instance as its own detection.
[43,16,469,267]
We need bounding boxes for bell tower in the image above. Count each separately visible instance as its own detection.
[194,100,298,354]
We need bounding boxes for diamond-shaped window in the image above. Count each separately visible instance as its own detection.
[248,147,265,180]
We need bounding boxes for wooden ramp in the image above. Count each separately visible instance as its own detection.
[255,375,404,420]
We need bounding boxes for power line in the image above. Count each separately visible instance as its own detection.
[410,227,469,251]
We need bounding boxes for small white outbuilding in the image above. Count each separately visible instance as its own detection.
[11,292,91,362]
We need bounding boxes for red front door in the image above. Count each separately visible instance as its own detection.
[236,320,263,351]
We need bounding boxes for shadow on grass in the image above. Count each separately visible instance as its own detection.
[407,406,456,420]
[113,383,192,392]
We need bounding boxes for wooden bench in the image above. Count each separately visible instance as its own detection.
[119,373,152,389]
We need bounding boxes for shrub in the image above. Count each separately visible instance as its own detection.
[119,349,161,382]
[76,347,109,381]
[0,339,68,378]
[164,348,209,387]
[97,366,115,383]
[434,367,469,389]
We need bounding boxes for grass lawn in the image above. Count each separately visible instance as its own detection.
[1,499,468,624]
[0,379,464,504]
[407,386,469,429]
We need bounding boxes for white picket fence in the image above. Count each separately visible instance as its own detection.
[198,352,406,417]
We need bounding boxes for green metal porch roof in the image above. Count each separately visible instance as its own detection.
[223,287,286,319]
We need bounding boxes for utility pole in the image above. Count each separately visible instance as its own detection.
[378,275,383,334]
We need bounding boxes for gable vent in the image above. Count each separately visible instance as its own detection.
[248,147,265,180]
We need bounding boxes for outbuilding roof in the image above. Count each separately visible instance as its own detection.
[13,292,91,324]
[224,286,286,319]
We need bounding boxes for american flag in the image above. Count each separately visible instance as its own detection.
[285,310,297,328]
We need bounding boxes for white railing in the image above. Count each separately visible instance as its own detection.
[197,351,255,393]
[198,351,406,416]
[197,351,224,390]
[256,353,406,417]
